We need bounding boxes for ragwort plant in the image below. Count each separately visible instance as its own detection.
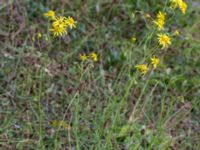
[42,0,190,149]
[1,0,200,150]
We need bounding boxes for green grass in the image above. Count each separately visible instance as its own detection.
[0,0,200,149]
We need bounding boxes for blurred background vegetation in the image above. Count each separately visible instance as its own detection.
[0,0,200,149]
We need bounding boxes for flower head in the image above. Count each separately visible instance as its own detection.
[179,1,187,14]
[170,0,181,8]
[157,33,171,48]
[79,54,88,61]
[44,10,56,20]
[157,11,166,21]
[151,56,159,69]
[173,30,180,36]
[154,11,166,30]
[170,0,187,14]
[66,17,77,29]
[154,19,165,31]
[90,52,98,62]
[50,16,68,37]
[135,64,149,75]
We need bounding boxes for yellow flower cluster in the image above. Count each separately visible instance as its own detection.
[79,52,98,62]
[154,0,187,49]
[135,56,160,75]
[170,0,188,14]
[44,10,77,37]
[152,11,172,49]
[136,1,187,76]
[154,11,166,31]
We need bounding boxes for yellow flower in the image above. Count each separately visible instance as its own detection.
[170,0,187,14]
[154,19,165,31]
[151,56,159,69]
[79,54,87,61]
[44,10,56,20]
[154,11,166,30]
[52,16,67,27]
[37,33,42,39]
[173,30,180,36]
[157,11,166,21]
[179,1,187,14]
[135,64,149,75]
[50,16,68,37]
[66,17,77,29]
[170,0,181,8]
[157,33,171,48]
[131,37,137,42]
[90,52,98,62]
